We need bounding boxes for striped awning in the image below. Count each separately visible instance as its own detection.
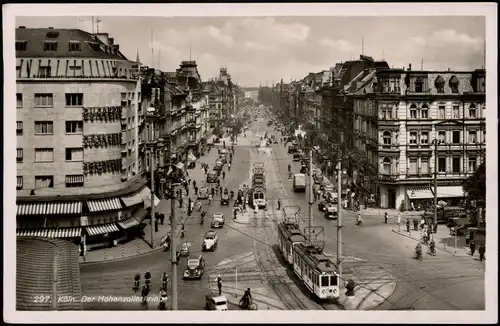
[117,217,140,229]
[87,198,122,212]
[138,186,160,208]
[46,227,81,238]
[45,201,82,215]
[17,229,49,237]
[16,203,47,216]
[85,223,120,236]
[406,187,433,200]
[120,192,143,207]
[132,207,148,223]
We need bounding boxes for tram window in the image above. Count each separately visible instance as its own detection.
[321,276,329,287]
[330,275,338,286]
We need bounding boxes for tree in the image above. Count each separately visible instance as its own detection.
[462,163,485,203]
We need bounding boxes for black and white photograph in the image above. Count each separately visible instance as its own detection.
[3,3,497,324]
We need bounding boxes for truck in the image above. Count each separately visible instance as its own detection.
[293,173,306,192]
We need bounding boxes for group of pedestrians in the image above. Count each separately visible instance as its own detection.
[469,240,486,261]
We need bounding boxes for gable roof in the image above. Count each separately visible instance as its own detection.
[16,28,128,60]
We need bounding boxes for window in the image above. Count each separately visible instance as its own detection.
[449,76,459,93]
[409,105,417,119]
[88,42,101,51]
[35,175,54,188]
[66,121,83,134]
[438,131,446,144]
[35,148,54,162]
[17,148,23,162]
[435,76,445,93]
[452,106,459,119]
[438,157,446,172]
[468,130,477,144]
[43,41,58,51]
[409,132,417,144]
[34,121,54,134]
[409,159,417,174]
[16,121,23,134]
[382,157,392,174]
[468,157,477,172]
[438,106,445,119]
[65,148,83,161]
[17,176,23,190]
[421,105,428,119]
[452,157,461,173]
[452,131,460,144]
[420,131,429,144]
[69,42,81,51]
[483,130,486,143]
[421,158,429,173]
[65,93,83,106]
[321,276,329,287]
[15,41,27,51]
[39,66,51,78]
[46,31,59,39]
[65,175,84,188]
[69,64,82,76]
[34,94,53,107]
[468,105,477,119]
[16,93,22,107]
[415,77,423,92]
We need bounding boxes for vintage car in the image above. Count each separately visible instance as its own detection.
[207,171,218,183]
[318,200,327,212]
[211,213,225,228]
[293,150,304,161]
[314,174,323,185]
[183,255,205,280]
[221,192,230,205]
[198,187,209,199]
[287,145,296,154]
[214,161,224,171]
[202,231,218,251]
[323,185,334,196]
[326,191,338,204]
[205,294,228,311]
[300,164,307,174]
[324,205,338,219]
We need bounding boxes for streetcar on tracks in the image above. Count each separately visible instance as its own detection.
[276,206,340,300]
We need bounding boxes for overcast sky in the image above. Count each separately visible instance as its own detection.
[16,16,485,87]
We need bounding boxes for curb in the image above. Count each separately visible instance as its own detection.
[80,215,189,266]
[391,229,465,256]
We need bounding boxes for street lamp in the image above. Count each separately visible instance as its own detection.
[147,107,157,248]
[431,138,439,239]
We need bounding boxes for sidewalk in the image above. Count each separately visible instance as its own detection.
[80,145,221,264]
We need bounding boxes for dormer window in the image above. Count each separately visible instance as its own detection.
[414,77,424,92]
[45,31,59,39]
[435,76,445,93]
[449,76,459,93]
[88,42,101,51]
[69,42,81,51]
[15,41,27,51]
[43,41,58,51]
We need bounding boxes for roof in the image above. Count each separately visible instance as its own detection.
[17,238,82,310]
[16,28,128,60]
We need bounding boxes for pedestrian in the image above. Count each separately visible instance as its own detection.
[186,187,190,196]
[155,221,159,232]
[397,213,401,231]
[277,199,281,211]
[219,186,223,195]
[384,211,388,224]
[413,218,418,231]
[470,240,476,256]
[211,187,215,197]
[478,244,485,261]
[217,275,223,295]
[193,180,197,189]
[179,197,183,208]
[194,186,198,196]
[188,197,192,209]
[433,223,438,234]
[406,219,410,233]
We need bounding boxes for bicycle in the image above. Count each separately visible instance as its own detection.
[239,298,257,310]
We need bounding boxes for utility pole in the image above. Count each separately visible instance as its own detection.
[433,139,438,237]
[150,124,156,248]
[170,178,178,310]
[308,146,314,241]
[336,134,343,290]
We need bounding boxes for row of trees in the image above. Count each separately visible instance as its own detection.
[462,163,486,206]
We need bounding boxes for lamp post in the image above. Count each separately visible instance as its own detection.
[147,107,157,248]
[431,138,438,238]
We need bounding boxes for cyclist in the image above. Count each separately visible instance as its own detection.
[134,273,140,290]
[161,272,169,291]
[242,288,252,308]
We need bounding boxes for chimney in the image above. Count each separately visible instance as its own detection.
[18,26,26,29]
[408,63,412,71]
[108,37,114,45]
[94,33,109,45]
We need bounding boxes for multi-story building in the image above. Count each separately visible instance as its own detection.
[15,27,156,248]
[352,66,486,209]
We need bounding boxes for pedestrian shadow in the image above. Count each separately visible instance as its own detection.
[436,234,467,248]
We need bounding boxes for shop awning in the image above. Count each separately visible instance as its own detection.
[434,186,465,198]
[17,228,49,237]
[85,223,120,236]
[16,203,47,216]
[187,153,197,162]
[117,217,140,229]
[138,187,160,208]
[406,188,434,200]
[46,227,82,238]
[87,198,122,212]
[45,201,82,215]
[120,192,143,207]
[133,207,149,223]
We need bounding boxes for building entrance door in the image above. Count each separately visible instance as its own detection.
[388,189,396,209]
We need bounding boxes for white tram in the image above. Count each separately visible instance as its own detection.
[277,222,307,264]
[292,243,340,300]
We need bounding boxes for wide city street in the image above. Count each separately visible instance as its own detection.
[80,108,484,311]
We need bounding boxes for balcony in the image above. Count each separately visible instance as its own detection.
[378,144,399,152]
[406,143,432,151]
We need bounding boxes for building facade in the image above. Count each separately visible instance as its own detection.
[16,27,155,248]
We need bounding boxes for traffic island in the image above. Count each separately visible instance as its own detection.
[391,228,470,257]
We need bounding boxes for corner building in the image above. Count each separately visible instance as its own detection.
[15,27,156,249]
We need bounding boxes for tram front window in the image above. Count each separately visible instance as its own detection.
[330,275,337,286]
[321,276,329,287]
